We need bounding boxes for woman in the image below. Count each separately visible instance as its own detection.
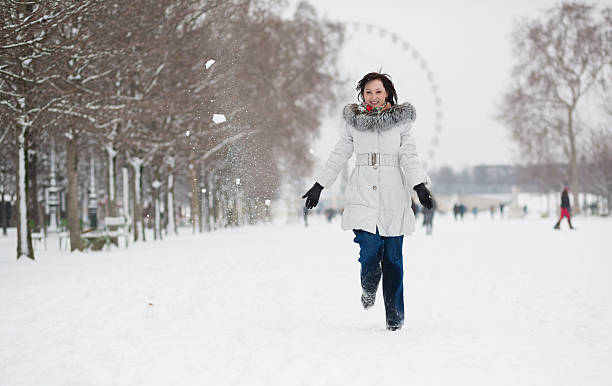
[302,72,433,331]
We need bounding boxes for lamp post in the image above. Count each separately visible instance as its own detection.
[88,149,98,229]
[47,143,59,232]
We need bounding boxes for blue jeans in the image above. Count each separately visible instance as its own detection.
[353,228,404,327]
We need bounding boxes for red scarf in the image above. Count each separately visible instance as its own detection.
[363,102,390,113]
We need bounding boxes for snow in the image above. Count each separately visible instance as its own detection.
[212,113,226,124]
[195,13,207,28]
[205,59,215,69]
[0,215,611,385]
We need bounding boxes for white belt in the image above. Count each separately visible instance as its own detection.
[355,153,400,167]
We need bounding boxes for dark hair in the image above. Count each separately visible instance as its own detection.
[356,72,398,106]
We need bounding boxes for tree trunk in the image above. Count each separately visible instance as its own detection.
[212,187,219,230]
[66,131,83,251]
[129,158,145,242]
[198,167,204,234]
[14,0,34,260]
[567,108,580,214]
[129,165,138,242]
[122,167,130,223]
[189,158,199,234]
[152,168,162,241]
[27,148,41,231]
[106,145,117,217]
[166,157,177,235]
[16,127,34,259]
[1,188,6,236]
[203,174,211,232]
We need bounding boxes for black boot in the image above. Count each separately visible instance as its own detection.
[361,291,376,310]
[554,221,560,230]
[360,253,382,310]
[568,218,574,230]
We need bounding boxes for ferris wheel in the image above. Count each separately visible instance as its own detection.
[340,22,444,167]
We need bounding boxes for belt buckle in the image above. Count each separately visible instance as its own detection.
[370,153,378,167]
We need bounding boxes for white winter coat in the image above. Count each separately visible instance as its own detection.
[314,102,430,236]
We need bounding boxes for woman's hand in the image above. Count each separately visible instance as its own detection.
[413,183,433,210]
[302,182,324,209]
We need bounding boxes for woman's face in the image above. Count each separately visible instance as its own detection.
[363,79,388,108]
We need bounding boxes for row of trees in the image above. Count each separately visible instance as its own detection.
[498,2,612,211]
[1,0,343,259]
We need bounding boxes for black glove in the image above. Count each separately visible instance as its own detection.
[413,183,433,210]
[302,182,324,209]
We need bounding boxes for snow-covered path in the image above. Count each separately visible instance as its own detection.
[1,215,611,385]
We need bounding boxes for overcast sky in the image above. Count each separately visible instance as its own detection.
[290,0,607,170]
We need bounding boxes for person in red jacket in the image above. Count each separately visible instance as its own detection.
[554,186,574,230]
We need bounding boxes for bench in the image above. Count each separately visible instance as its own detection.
[31,231,46,250]
[103,216,130,249]
[58,218,130,251]
[59,228,100,250]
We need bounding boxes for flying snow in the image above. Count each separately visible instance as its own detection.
[205,59,215,69]
[212,114,226,124]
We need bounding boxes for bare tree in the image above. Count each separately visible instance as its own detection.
[498,2,611,213]
[1,1,99,258]
[582,128,612,212]
[2,0,344,257]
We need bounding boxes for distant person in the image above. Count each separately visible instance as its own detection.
[472,207,478,219]
[303,206,309,227]
[490,205,495,219]
[324,208,336,223]
[422,199,437,235]
[523,205,528,216]
[554,186,574,230]
[499,203,505,218]
[453,203,460,221]
[302,72,433,331]
[459,203,466,220]
[588,201,598,216]
[411,201,420,219]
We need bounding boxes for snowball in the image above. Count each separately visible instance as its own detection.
[212,114,226,124]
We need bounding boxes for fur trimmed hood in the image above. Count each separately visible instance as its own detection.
[343,102,416,132]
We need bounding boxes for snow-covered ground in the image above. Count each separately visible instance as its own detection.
[1,214,611,386]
